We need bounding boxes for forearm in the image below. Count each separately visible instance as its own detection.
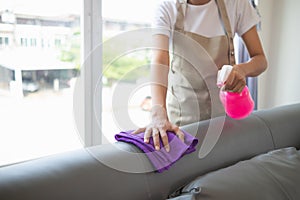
[235,53,267,77]
[150,34,170,109]
[150,60,169,109]
[237,26,268,78]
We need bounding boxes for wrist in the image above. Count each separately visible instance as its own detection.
[233,64,247,78]
[151,104,168,119]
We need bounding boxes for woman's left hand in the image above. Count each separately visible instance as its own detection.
[224,65,246,93]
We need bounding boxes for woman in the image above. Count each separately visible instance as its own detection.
[133,0,267,152]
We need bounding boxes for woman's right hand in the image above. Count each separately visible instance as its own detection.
[132,105,185,152]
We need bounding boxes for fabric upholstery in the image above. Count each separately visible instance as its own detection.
[0,103,299,200]
[168,147,300,200]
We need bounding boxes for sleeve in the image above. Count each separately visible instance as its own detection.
[235,0,261,36]
[151,1,173,37]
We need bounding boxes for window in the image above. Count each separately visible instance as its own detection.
[20,38,28,47]
[41,39,44,48]
[0,0,157,166]
[4,37,9,45]
[55,38,62,47]
[101,0,157,143]
[0,0,84,166]
[0,36,9,46]
[30,38,37,47]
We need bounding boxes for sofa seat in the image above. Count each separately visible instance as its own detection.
[168,147,300,200]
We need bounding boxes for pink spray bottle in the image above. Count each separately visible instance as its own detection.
[217,65,254,120]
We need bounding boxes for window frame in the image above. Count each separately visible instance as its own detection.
[81,0,102,146]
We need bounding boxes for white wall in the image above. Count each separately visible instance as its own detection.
[258,0,300,109]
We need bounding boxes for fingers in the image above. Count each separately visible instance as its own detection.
[172,124,185,143]
[144,128,152,143]
[132,123,185,153]
[225,76,242,92]
[132,127,146,135]
[224,69,246,93]
[159,128,170,152]
[232,80,245,93]
[152,128,160,151]
[144,128,168,151]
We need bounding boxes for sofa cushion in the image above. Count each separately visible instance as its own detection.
[168,147,300,200]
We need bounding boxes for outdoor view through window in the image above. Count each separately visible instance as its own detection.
[0,0,157,166]
[0,0,82,166]
[101,0,156,143]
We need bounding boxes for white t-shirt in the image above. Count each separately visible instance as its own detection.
[152,0,260,38]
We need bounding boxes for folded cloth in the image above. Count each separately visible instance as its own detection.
[115,130,198,173]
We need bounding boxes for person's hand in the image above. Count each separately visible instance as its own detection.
[224,65,246,93]
[132,105,185,152]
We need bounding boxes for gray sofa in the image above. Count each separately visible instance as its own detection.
[0,103,300,200]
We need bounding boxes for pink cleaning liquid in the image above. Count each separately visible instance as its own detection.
[219,86,254,120]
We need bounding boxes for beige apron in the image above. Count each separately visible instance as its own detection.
[167,0,236,126]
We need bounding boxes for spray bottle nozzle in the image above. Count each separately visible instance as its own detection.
[217,65,233,88]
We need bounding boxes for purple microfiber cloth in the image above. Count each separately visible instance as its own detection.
[114,130,198,173]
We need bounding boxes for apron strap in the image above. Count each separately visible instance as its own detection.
[179,0,187,16]
[174,0,187,30]
[215,0,236,65]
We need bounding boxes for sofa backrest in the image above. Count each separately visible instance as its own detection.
[0,103,299,200]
